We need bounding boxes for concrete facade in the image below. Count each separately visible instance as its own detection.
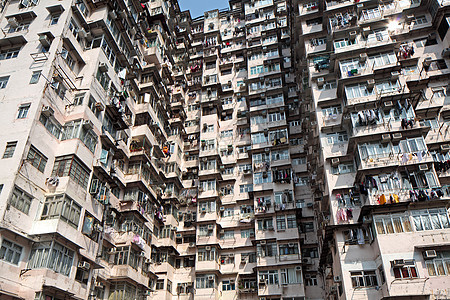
[0,0,316,300]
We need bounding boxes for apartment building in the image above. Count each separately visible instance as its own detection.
[294,0,450,298]
[0,0,321,300]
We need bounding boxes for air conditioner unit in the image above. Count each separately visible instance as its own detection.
[392,259,405,267]
[391,71,400,81]
[99,62,108,73]
[249,232,255,237]
[349,31,357,41]
[260,240,266,245]
[8,17,19,28]
[205,246,211,250]
[83,120,94,129]
[41,106,54,117]
[207,224,214,230]
[78,28,88,38]
[201,207,207,213]
[108,247,116,254]
[367,79,375,89]
[440,144,450,152]
[302,257,312,264]
[241,256,248,263]
[38,34,52,48]
[392,133,402,140]
[334,276,342,282]
[423,57,432,67]
[317,77,325,88]
[78,261,91,269]
[331,158,339,167]
[381,134,391,143]
[442,48,450,58]
[295,266,302,271]
[189,242,195,247]
[363,215,372,224]
[362,26,371,37]
[424,250,437,259]
[359,53,368,62]
[207,275,215,281]
[219,230,225,235]
[220,206,225,211]
[109,10,118,19]
[419,164,428,171]
[176,233,182,238]
[259,278,267,285]
[288,243,295,247]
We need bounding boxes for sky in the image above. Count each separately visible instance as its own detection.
[178,0,230,19]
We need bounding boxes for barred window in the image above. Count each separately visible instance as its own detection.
[52,155,90,189]
[27,145,47,172]
[9,186,32,214]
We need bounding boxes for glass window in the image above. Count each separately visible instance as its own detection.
[30,71,41,84]
[41,194,82,228]
[3,141,17,158]
[27,145,47,172]
[52,155,91,188]
[28,241,74,276]
[350,270,378,287]
[0,239,22,265]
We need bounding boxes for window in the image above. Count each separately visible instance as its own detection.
[411,209,450,231]
[287,215,297,228]
[71,93,85,106]
[305,274,318,286]
[239,184,253,193]
[3,141,17,158]
[280,267,302,284]
[196,275,215,289]
[375,214,412,234]
[50,14,60,25]
[156,279,164,290]
[240,229,255,238]
[222,280,235,291]
[331,163,354,174]
[96,68,110,90]
[343,228,371,245]
[27,145,47,172]
[41,194,82,228]
[393,260,418,279]
[167,279,172,294]
[0,48,20,60]
[326,132,348,144]
[279,243,299,255]
[425,251,450,276]
[8,186,33,214]
[17,104,30,119]
[28,241,74,276]
[412,15,427,25]
[0,239,22,265]
[52,155,91,188]
[29,71,41,84]
[257,218,274,231]
[350,270,378,287]
[0,76,9,89]
[277,215,286,230]
[259,270,279,285]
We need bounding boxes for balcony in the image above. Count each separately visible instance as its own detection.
[357,151,433,172]
[109,265,149,287]
[329,12,357,34]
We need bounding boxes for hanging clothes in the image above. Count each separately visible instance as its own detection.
[379,194,387,205]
